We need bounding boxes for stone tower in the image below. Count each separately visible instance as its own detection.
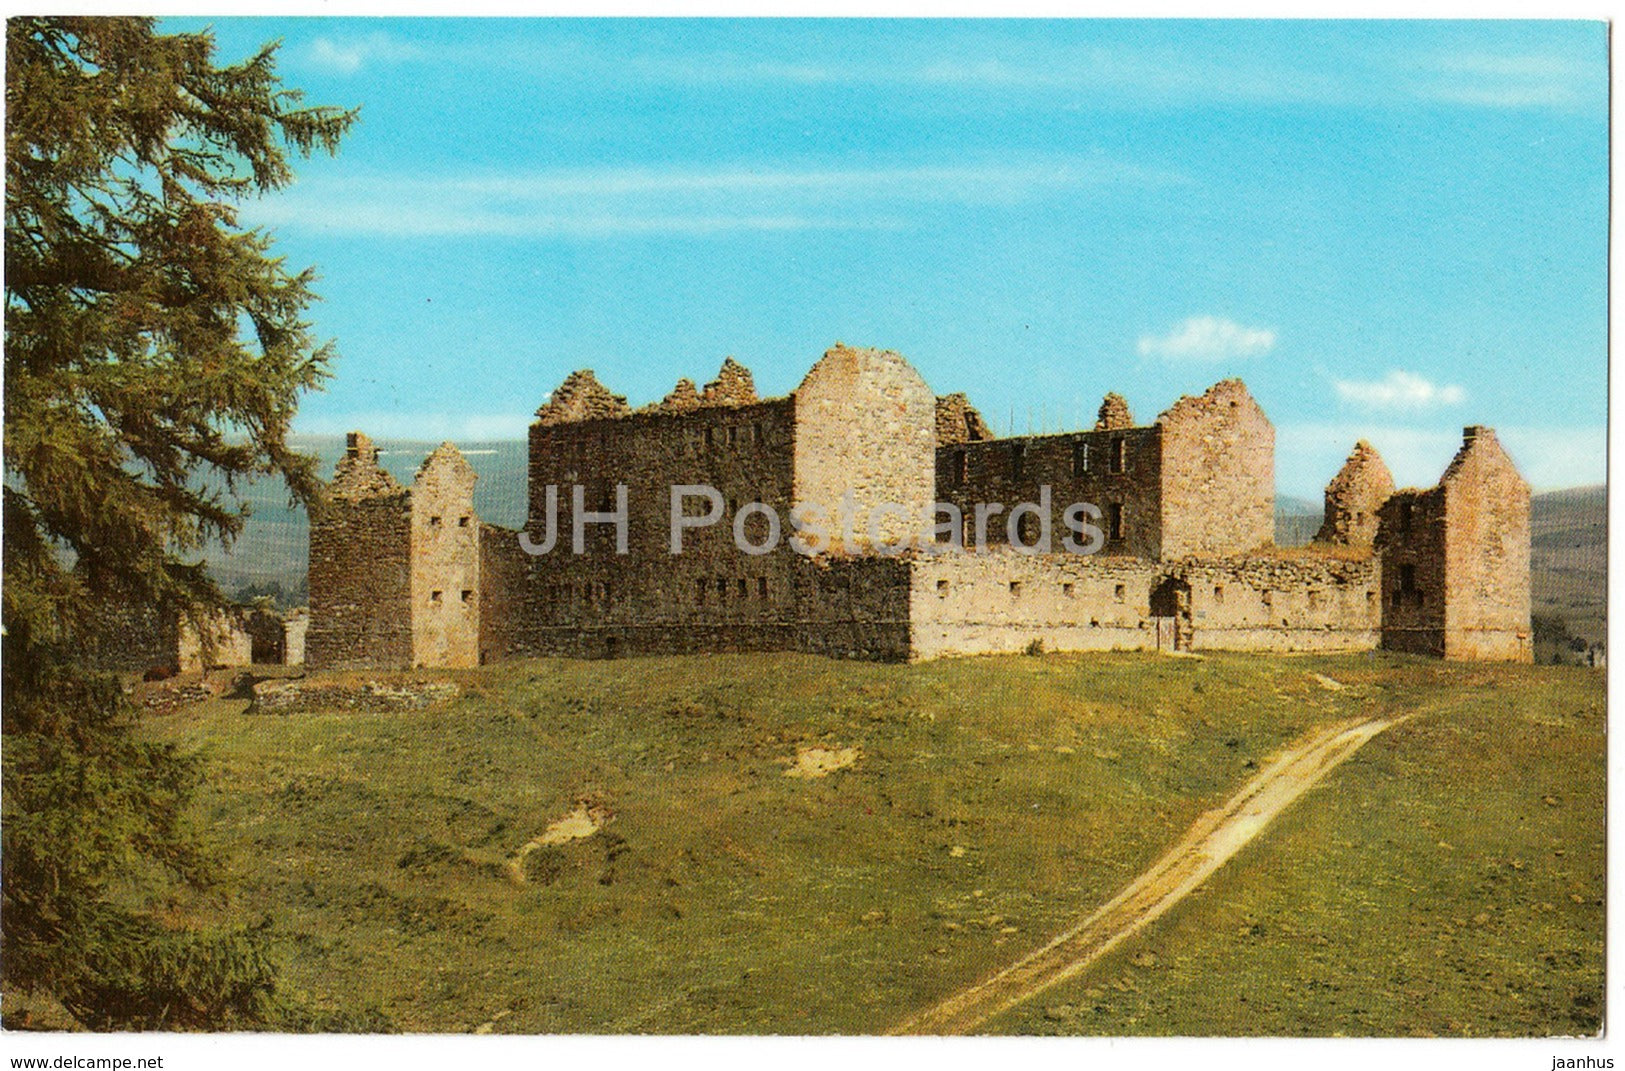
[307,434,483,670]
[307,432,414,669]
[411,443,480,669]
[1376,426,1531,661]
[1315,440,1395,548]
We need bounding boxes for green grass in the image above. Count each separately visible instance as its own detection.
[987,659,1606,1037]
[123,651,1600,1035]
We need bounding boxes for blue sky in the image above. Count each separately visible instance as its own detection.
[168,18,1606,497]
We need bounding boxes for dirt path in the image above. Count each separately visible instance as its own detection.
[893,712,1407,1035]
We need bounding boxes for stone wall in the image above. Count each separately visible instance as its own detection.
[410,444,481,668]
[937,426,1164,558]
[1439,427,1532,661]
[1315,440,1394,548]
[1375,427,1532,662]
[906,548,1378,660]
[1156,379,1274,558]
[306,434,414,670]
[1375,488,1450,657]
[793,344,937,548]
[908,551,1161,659]
[283,610,308,666]
[936,393,993,445]
[1179,554,1380,653]
[477,523,535,664]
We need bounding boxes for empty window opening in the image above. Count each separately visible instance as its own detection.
[461,590,473,603]
[1062,582,1075,597]
[1009,580,1023,597]
[429,515,442,527]
[1108,503,1125,541]
[430,590,443,604]
[1110,438,1127,474]
[716,577,728,597]
[937,579,950,597]
[1213,585,1225,604]
[1114,583,1126,603]
[1399,501,1414,533]
[705,427,715,449]
[1010,443,1026,480]
[951,450,967,487]
[1072,440,1089,477]
[758,577,768,598]
[737,578,748,598]
[459,516,471,527]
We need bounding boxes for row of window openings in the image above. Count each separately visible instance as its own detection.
[948,438,1128,486]
[427,589,474,605]
[700,423,770,451]
[958,504,1126,545]
[932,580,1373,608]
[548,582,612,605]
[697,576,771,602]
[938,579,1129,601]
[427,515,472,528]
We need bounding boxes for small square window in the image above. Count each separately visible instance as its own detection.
[461,590,473,603]
[937,579,950,596]
[429,515,442,527]
[1213,585,1225,604]
[716,577,728,596]
[737,578,747,598]
[1009,580,1023,597]
[458,516,470,527]
[1114,583,1126,602]
[1062,582,1075,597]
[430,590,443,604]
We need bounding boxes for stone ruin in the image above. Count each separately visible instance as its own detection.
[304,345,1530,668]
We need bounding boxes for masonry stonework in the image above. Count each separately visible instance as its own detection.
[306,345,1530,666]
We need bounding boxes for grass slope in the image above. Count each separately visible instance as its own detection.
[989,658,1605,1037]
[127,651,1601,1035]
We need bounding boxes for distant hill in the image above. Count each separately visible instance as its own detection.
[1274,495,1322,547]
[1529,485,1606,654]
[202,437,529,603]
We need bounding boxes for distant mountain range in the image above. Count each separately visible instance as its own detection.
[207,440,1604,653]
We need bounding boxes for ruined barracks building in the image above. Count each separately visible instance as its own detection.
[305,344,1532,669]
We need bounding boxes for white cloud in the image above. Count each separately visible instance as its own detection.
[247,159,1176,239]
[1333,370,1466,410]
[1137,316,1276,362]
[306,33,422,76]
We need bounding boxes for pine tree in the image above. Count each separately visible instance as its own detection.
[4,17,355,1027]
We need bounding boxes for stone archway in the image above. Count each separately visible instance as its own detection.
[1150,577,1192,652]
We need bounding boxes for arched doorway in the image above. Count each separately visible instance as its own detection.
[1150,577,1192,652]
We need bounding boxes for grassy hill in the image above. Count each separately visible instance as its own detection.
[64,651,1601,1035]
